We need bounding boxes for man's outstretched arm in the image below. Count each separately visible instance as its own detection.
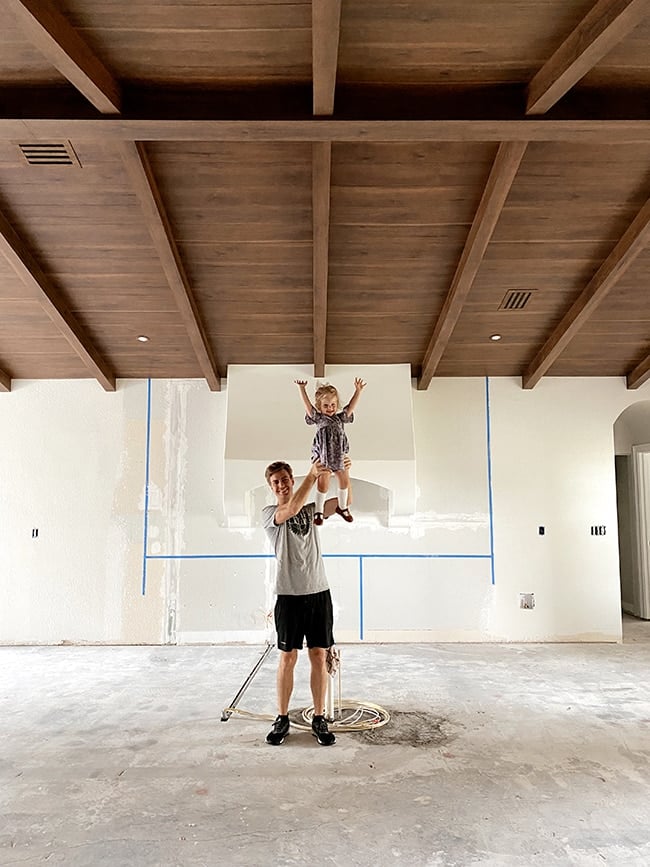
[274,462,325,525]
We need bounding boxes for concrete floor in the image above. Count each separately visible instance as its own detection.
[2,618,650,867]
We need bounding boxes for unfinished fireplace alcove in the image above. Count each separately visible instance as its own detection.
[223,364,416,527]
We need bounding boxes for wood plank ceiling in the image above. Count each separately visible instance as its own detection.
[0,0,649,394]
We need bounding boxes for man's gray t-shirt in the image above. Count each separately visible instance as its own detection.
[262,502,329,596]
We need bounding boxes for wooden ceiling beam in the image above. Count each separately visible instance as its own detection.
[527,0,650,115]
[0,367,11,392]
[626,354,650,389]
[0,210,116,391]
[2,119,650,143]
[523,195,650,389]
[6,0,121,114]
[417,141,528,390]
[312,0,342,115]
[117,140,221,391]
[312,142,332,378]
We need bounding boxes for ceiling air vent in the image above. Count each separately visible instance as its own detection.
[498,289,535,310]
[18,141,80,167]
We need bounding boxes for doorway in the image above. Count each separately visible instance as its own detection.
[614,402,650,624]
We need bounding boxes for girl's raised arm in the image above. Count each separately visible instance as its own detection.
[295,379,316,415]
[346,377,366,415]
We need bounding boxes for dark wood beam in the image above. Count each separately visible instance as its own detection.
[0,210,116,391]
[527,0,650,115]
[117,140,221,391]
[0,367,11,392]
[312,0,342,115]
[6,0,121,114]
[3,118,650,143]
[523,195,650,389]
[417,141,528,390]
[312,142,331,377]
[626,353,650,389]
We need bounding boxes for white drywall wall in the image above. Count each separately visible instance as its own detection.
[2,371,650,644]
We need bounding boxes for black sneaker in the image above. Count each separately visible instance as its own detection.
[266,715,290,745]
[311,715,336,746]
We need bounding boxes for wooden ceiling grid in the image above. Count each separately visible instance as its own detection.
[0,0,649,392]
[144,141,314,369]
[327,141,499,370]
[439,140,650,377]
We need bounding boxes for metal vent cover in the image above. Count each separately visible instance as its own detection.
[18,141,81,166]
[498,289,535,310]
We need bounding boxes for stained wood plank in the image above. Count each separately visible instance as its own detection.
[526,0,650,114]
[7,0,122,113]
[417,141,528,390]
[117,140,221,390]
[0,209,116,390]
[63,27,312,83]
[312,142,331,376]
[312,0,342,114]
[68,3,312,30]
[627,353,650,388]
[523,194,650,389]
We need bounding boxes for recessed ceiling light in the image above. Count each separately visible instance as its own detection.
[137,335,149,342]
[490,334,502,341]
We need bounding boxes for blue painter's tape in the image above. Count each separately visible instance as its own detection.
[140,377,498,598]
[141,378,152,596]
[359,556,364,641]
[485,377,496,585]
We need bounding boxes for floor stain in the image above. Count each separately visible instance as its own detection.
[351,710,457,747]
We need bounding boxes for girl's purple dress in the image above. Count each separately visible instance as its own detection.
[306,407,354,471]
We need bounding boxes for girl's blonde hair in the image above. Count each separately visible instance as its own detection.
[314,382,339,412]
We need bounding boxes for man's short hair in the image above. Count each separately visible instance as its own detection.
[265,461,293,484]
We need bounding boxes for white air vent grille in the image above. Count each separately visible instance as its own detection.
[18,142,80,166]
[499,289,535,310]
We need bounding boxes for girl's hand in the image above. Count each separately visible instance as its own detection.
[354,377,366,392]
[295,379,307,386]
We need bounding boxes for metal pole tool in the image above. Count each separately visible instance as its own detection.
[220,640,274,721]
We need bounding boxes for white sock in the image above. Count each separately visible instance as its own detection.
[337,488,348,510]
[315,491,326,513]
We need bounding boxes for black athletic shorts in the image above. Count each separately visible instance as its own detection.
[274,589,334,652]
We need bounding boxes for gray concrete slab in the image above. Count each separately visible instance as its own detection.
[2,618,650,866]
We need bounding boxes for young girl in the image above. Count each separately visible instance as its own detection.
[295,377,366,525]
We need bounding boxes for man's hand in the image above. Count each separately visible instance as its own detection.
[310,460,330,482]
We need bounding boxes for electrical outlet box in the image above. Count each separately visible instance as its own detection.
[519,593,535,609]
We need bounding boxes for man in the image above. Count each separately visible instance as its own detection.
[262,458,349,746]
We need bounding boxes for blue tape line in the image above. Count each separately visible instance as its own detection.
[141,378,152,596]
[147,554,273,560]
[145,552,491,560]
[139,377,497,600]
[359,556,364,641]
[485,376,496,585]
